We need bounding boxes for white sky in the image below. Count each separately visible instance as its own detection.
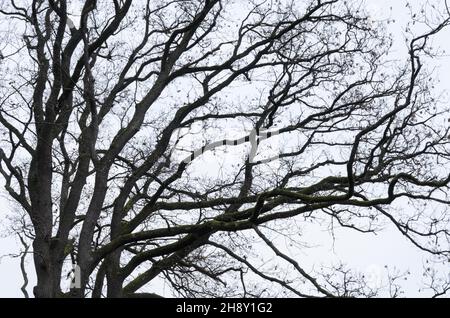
[0,0,449,298]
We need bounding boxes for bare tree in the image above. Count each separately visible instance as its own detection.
[0,0,449,298]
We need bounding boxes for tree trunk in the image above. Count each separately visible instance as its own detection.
[29,138,59,297]
[32,237,54,298]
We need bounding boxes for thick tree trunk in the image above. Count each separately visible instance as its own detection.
[28,137,60,298]
[106,257,124,298]
[106,217,125,297]
[32,237,54,298]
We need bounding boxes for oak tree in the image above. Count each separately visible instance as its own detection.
[0,0,449,297]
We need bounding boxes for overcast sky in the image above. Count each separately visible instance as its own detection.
[0,0,449,298]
